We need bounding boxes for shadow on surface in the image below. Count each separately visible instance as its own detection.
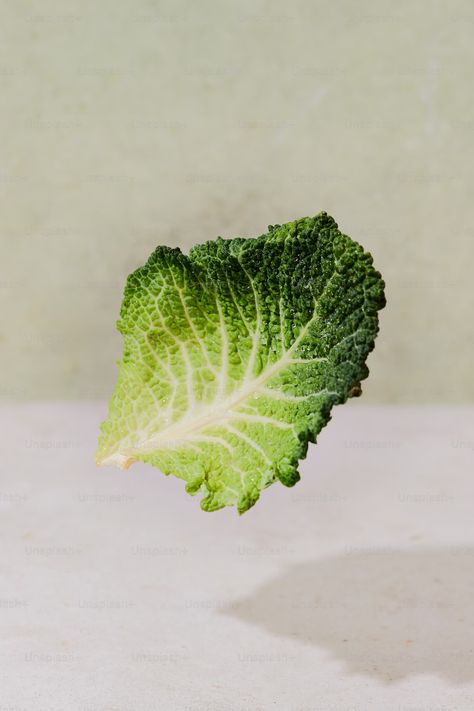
[222,547,474,683]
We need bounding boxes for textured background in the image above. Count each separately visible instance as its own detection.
[1,0,472,402]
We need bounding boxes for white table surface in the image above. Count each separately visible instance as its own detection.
[2,403,474,710]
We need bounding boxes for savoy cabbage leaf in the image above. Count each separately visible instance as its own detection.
[96,213,385,513]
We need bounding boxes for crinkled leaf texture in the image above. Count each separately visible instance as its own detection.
[96,213,385,513]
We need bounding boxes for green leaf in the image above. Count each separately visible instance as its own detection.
[96,213,385,513]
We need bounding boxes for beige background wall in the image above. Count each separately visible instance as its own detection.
[1,0,472,402]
